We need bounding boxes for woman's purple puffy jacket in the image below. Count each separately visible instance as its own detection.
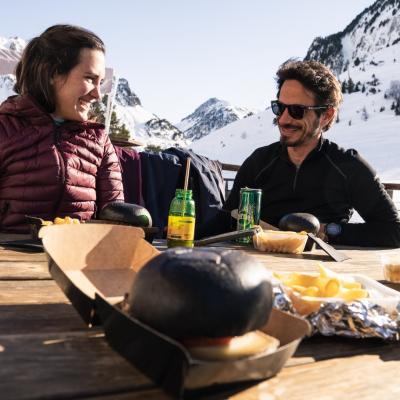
[0,95,124,233]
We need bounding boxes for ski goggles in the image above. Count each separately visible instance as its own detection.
[271,100,331,120]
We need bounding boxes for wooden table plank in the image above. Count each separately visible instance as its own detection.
[0,331,157,400]
[0,303,87,334]
[0,280,69,305]
[0,260,50,280]
[289,335,399,366]
[1,329,399,400]
[0,248,47,262]
[178,240,399,280]
[229,349,400,400]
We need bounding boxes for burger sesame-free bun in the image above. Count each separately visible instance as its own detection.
[279,213,320,235]
[99,202,152,227]
[128,247,273,339]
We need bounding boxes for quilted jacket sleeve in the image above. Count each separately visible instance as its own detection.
[96,135,124,212]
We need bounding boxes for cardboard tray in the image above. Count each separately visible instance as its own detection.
[27,215,159,243]
[42,223,159,325]
[40,223,311,398]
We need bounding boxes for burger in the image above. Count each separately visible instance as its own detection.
[99,202,152,228]
[127,247,279,361]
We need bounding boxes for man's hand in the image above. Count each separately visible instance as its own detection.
[317,223,328,242]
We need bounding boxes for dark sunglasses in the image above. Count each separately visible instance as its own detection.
[271,100,330,120]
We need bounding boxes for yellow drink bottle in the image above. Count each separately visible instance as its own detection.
[167,189,196,248]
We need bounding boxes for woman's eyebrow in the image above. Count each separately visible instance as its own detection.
[85,72,105,81]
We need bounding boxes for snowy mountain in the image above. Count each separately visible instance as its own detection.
[111,79,187,148]
[177,97,255,141]
[0,36,185,149]
[192,0,400,185]
[305,0,400,75]
[0,36,26,53]
[0,37,25,76]
[115,78,141,107]
[0,74,15,101]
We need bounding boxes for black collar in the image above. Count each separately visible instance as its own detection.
[279,136,327,164]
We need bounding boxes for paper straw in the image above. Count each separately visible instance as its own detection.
[183,158,191,190]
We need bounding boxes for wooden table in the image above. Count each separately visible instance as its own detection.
[1,234,400,400]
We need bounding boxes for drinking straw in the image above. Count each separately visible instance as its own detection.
[183,157,191,190]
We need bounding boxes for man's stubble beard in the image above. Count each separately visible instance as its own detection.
[279,119,320,148]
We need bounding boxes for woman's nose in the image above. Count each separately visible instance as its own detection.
[91,82,102,99]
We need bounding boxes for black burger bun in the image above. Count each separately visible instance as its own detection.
[279,213,320,235]
[128,247,273,339]
[99,202,152,228]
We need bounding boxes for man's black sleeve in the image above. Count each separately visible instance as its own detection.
[197,151,259,238]
[330,151,400,247]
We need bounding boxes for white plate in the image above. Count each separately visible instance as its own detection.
[346,274,400,312]
[274,273,400,314]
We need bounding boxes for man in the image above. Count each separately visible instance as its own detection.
[222,59,400,247]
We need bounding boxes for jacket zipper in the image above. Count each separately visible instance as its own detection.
[293,165,301,191]
[0,201,10,228]
[53,128,66,217]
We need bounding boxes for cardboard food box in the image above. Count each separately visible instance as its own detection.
[41,224,310,398]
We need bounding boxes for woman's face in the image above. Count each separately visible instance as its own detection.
[52,48,105,122]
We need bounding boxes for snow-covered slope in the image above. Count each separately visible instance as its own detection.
[0,74,15,100]
[177,97,255,141]
[306,0,400,75]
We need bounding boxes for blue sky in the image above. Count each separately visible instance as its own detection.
[2,0,375,122]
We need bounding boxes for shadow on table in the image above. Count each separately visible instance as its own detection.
[266,252,331,261]
[0,303,87,334]
[184,380,265,400]
[293,334,400,363]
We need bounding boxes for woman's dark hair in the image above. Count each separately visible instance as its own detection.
[14,24,105,113]
[276,59,343,131]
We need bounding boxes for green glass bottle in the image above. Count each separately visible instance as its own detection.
[167,189,196,248]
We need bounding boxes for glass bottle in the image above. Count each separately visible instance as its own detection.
[167,189,196,248]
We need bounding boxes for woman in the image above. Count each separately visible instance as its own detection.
[0,24,124,233]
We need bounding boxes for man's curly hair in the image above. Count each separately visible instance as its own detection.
[276,59,343,131]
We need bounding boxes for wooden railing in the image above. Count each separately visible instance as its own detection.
[221,162,400,201]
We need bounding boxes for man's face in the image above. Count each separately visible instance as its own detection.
[277,80,326,148]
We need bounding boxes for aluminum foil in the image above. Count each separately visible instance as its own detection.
[273,284,400,341]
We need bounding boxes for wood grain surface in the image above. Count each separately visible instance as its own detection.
[0,261,49,280]
[0,331,156,400]
[230,351,400,400]
[0,280,69,305]
[1,238,400,400]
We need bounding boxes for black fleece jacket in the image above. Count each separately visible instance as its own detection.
[221,138,400,247]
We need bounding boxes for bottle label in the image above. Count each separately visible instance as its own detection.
[167,215,195,240]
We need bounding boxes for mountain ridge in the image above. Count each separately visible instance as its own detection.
[177,97,255,141]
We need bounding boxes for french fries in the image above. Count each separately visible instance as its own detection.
[273,263,369,315]
[41,216,80,225]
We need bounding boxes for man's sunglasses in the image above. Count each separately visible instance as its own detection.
[271,100,330,120]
